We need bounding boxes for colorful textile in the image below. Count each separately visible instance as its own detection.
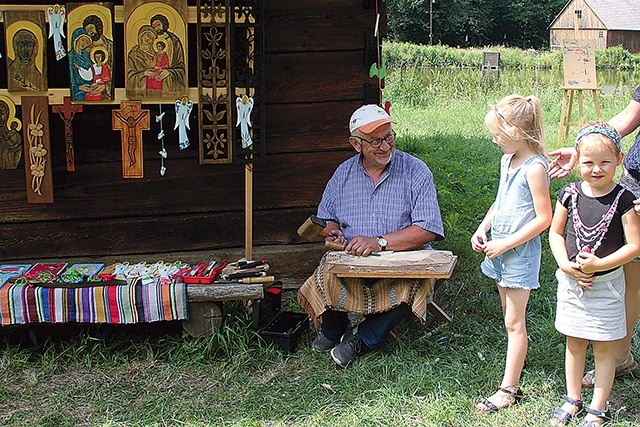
[0,278,188,325]
[297,252,434,329]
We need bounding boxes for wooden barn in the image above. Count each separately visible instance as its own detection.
[0,0,386,287]
[549,0,640,53]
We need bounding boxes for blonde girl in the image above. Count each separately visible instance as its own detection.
[549,122,640,426]
[471,94,553,412]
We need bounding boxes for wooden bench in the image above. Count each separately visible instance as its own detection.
[324,250,457,323]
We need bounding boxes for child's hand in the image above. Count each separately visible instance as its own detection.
[575,250,602,274]
[559,261,594,287]
[471,231,487,253]
[483,239,508,259]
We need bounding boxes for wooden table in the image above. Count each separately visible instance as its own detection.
[324,250,457,322]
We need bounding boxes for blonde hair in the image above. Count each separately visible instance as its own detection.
[575,120,621,157]
[485,94,546,158]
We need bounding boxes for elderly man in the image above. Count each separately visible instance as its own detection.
[297,104,444,367]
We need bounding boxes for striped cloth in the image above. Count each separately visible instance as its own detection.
[297,252,434,329]
[0,278,188,325]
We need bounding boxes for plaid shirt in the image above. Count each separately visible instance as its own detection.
[317,150,444,247]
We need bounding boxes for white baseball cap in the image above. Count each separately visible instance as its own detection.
[349,104,395,133]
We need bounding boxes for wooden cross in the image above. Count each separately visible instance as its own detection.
[112,101,149,178]
[51,96,83,172]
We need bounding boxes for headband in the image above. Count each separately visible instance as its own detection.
[575,125,621,151]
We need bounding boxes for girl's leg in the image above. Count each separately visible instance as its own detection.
[584,341,616,424]
[499,286,530,388]
[476,286,529,410]
[552,336,588,425]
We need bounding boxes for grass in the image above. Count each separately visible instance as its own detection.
[3,61,640,426]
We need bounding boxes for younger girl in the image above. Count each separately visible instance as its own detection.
[472,94,553,412]
[549,122,640,426]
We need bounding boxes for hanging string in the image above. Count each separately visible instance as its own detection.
[156,103,167,176]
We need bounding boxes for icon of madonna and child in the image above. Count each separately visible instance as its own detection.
[68,26,112,102]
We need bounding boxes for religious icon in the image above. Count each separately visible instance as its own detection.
[47,4,67,60]
[51,97,83,172]
[0,95,23,170]
[236,95,254,149]
[174,96,193,150]
[124,0,188,101]
[4,11,48,93]
[66,3,115,102]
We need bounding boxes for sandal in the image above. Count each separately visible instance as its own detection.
[582,353,638,387]
[550,395,583,426]
[579,405,611,427]
[476,386,522,412]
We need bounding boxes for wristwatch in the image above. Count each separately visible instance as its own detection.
[377,236,387,251]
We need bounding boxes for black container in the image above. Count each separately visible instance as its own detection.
[259,311,309,353]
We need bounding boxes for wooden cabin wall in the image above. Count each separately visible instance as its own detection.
[0,0,383,260]
[608,31,640,54]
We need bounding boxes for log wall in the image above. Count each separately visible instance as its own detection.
[0,0,384,260]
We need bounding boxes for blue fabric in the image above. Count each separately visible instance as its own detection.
[321,303,411,349]
[481,154,548,290]
[623,86,640,180]
[317,150,444,244]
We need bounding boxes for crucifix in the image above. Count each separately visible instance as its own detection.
[51,96,82,172]
[112,101,149,178]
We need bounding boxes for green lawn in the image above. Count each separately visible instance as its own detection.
[2,66,640,426]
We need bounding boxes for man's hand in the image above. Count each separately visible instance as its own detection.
[548,147,577,179]
[345,236,379,257]
[325,228,347,248]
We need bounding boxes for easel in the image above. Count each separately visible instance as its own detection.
[557,87,602,142]
[558,21,602,142]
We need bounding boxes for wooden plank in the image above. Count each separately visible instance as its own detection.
[0,209,325,259]
[327,251,458,279]
[265,51,370,104]
[265,1,373,53]
[0,151,350,222]
[186,283,263,302]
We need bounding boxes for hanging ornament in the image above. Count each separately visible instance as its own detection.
[174,97,193,150]
[156,104,166,176]
[236,94,254,148]
[47,4,67,60]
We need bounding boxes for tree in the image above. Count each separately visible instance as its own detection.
[385,0,568,49]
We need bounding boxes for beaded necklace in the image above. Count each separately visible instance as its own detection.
[568,182,624,254]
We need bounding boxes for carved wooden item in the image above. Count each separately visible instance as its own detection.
[51,96,83,172]
[112,101,150,178]
[66,2,115,102]
[124,0,188,101]
[4,10,48,93]
[22,96,54,203]
[197,0,265,164]
[0,94,23,170]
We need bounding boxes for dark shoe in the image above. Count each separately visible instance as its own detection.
[582,353,638,387]
[330,332,366,367]
[579,405,611,426]
[311,332,338,352]
[476,386,522,413]
[550,395,583,426]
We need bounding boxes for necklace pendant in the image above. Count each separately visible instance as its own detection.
[581,245,591,253]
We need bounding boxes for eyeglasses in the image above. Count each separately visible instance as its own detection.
[353,131,396,148]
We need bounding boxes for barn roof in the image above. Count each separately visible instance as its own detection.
[584,0,640,30]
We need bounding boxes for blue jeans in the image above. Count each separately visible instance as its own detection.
[320,303,411,350]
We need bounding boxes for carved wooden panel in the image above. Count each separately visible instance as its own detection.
[123,0,188,102]
[112,101,150,178]
[66,2,115,103]
[51,96,83,172]
[197,0,264,164]
[4,10,48,93]
[0,94,22,170]
[22,96,54,203]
